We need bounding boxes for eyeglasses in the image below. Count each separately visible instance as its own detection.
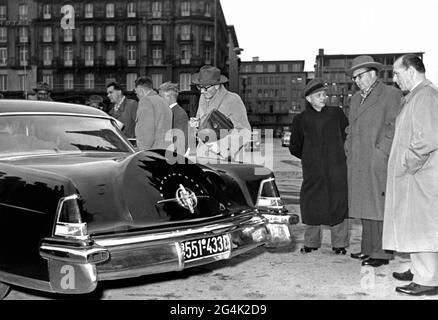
[351,69,370,82]
[37,91,48,96]
[196,84,215,91]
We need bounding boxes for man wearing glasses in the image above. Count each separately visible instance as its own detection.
[32,82,53,101]
[345,55,402,268]
[191,65,251,160]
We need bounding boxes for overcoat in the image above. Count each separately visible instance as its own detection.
[108,97,138,138]
[383,80,438,252]
[289,105,349,226]
[345,81,402,221]
[135,90,172,150]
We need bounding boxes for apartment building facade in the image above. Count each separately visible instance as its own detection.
[0,0,236,116]
[239,58,307,136]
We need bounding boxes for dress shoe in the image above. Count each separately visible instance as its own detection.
[393,269,414,282]
[350,252,369,260]
[396,282,438,296]
[361,258,389,267]
[332,247,347,255]
[300,246,318,254]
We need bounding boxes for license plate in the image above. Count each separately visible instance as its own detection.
[181,234,231,262]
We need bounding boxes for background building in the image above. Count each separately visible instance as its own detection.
[1,0,238,117]
[315,48,425,115]
[239,57,307,136]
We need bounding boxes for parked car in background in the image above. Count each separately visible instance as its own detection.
[244,131,261,152]
[0,100,298,299]
[281,131,291,147]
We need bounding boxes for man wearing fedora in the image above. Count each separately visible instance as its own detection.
[191,65,251,160]
[289,79,349,255]
[33,82,53,101]
[345,55,402,267]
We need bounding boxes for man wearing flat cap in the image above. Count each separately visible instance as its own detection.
[159,82,189,155]
[289,79,350,255]
[345,55,402,267]
[33,82,53,101]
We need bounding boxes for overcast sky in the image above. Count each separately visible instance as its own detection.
[221,0,438,84]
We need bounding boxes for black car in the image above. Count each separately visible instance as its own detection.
[0,100,297,299]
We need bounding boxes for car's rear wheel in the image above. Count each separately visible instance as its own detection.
[0,282,10,299]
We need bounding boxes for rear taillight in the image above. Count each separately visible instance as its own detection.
[256,177,284,210]
[53,194,89,240]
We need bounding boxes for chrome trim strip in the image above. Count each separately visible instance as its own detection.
[0,112,112,120]
[0,202,46,215]
[94,215,265,247]
[0,271,54,293]
[174,242,184,271]
[40,244,109,264]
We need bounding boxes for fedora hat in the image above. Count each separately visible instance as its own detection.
[33,82,51,93]
[347,55,383,76]
[303,78,327,97]
[192,65,228,86]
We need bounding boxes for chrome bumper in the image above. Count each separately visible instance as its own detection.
[38,213,273,294]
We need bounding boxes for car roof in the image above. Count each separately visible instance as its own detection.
[0,99,109,117]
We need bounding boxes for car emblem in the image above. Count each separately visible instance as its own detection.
[176,184,198,213]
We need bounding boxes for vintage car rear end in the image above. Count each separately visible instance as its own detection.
[0,100,297,298]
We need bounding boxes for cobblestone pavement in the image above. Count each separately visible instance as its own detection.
[4,139,432,300]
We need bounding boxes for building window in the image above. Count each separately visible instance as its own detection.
[0,74,7,91]
[43,46,52,66]
[84,26,93,41]
[43,4,51,19]
[127,2,136,17]
[279,64,289,72]
[63,46,73,66]
[0,48,7,66]
[19,27,28,42]
[85,73,95,89]
[152,25,162,41]
[0,27,6,43]
[85,46,94,66]
[127,45,136,66]
[255,64,263,73]
[204,46,212,65]
[205,2,211,17]
[106,25,115,41]
[204,26,213,41]
[43,27,52,42]
[181,25,191,40]
[179,73,191,91]
[151,74,163,89]
[152,2,162,18]
[0,5,6,20]
[291,63,301,72]
[19,47,28,66]
[19,74,26,91]
[127,25,136,41]
[42,74,53,89]
[106,3,115,18]
[181,45,191,64]
[64,74,74,90]
[152,47,162,65]
[181,2,191,16]
[84,3,93,18]
[126,73,137,91]
[19,4,28,20]
[268,64,276,72]
[64,28,73,42]
[106,46,115,66]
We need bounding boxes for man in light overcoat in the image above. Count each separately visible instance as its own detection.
[345,56,402,267]
[383,54,438,296]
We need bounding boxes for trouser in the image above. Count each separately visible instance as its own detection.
[304,219,350,248]
[410,252,438,286]
[361,219,393,260]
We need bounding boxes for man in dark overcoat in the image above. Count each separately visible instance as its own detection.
[345,56,402,267]
[159,82,189,155]
[289,79,349,255]
[107,81,138,138]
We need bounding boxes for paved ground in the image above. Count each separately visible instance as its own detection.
[4,139,433,300]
